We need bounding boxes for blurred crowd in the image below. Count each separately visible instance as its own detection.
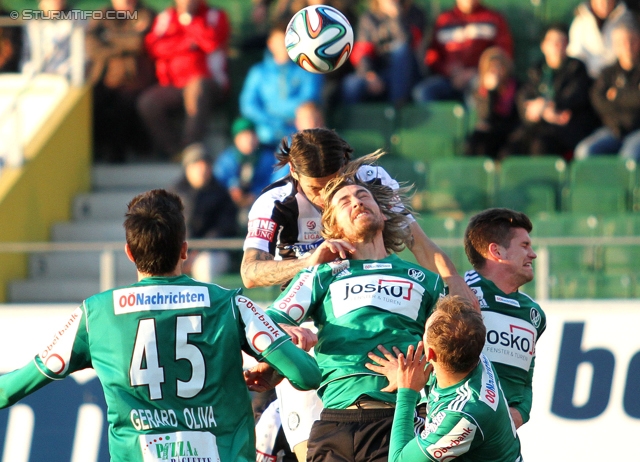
[2,0,640,261]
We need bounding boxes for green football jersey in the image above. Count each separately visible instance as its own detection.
[465,270,546,423]
[389,355,522,462]
[266,254,445,409]
[0,274,321,462]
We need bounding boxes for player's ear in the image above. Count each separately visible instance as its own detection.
[180,241,188,261]
[426,346,437,363]
[487,242,502,261]
[124,244,135,263]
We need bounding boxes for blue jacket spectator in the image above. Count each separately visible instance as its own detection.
[239,21,323,149]
[214,117,287,211]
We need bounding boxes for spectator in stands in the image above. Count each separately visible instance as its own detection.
[171,143,238,281]
[575,20,640,161]
[567,0,635,78]
[21,0,78,78]
[214,117,284,215]
[239,21,323,150]
[413,0,513,103]
[465,47,519,159]
[295,100,325,131]
[0,5,22,72]
[501,24,598,157]
[137,0,230,160]
[341,0,425,106]
[86,0,155,163]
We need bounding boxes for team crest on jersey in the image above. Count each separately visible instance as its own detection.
[408,268,425,282]
[530,308,542,328]
[470,287,489,308]
[495,295,520,307]
[306,220,317,230]
[287,412,301,431]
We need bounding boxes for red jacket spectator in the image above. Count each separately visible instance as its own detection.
[145,2,230,89]
[426,3,513,77]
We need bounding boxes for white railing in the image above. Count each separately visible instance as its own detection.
[0,236,638,301]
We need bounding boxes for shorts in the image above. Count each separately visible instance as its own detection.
[306,407,396,462]
[276,380,323,449]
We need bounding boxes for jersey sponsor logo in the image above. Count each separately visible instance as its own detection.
[113,286,210,314]
[257,451,277,462]
[427,418,476,461]
[363,262,392,270]
[38,307,83,376]
[275,272,313,321]
[408,268,425,282]
[329,260,350,276]
[469,286,489,308]
[530,307,542,328]
[495,295,521,307]
[139,430,220,462]
[248,218,277,241]
[283,239,323,258]
[236,296,284,353]
[482,311,536,371]
[421,410,446,439]
[479,354,499,410]
[330,275,424,320]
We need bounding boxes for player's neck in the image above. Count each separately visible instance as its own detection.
[352,235,388,261]
[477,267,520,294]
[434,364,474,389]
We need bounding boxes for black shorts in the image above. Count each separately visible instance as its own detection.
[306,408,396,462]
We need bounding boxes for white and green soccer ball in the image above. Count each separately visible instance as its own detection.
[285,5,354,74]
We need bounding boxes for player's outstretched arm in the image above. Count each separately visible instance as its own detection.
[408,221,480,311]
[0,360,53,408]
[263,341,321,391]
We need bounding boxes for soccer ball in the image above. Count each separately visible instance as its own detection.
[285,5,354,74]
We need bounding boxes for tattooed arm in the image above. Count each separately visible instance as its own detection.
[241,239,356,288]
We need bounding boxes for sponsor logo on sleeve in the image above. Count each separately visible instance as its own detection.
[38,307,83,376]
[479,354,499,410]
[495,295,521,307]
[113,286,210,315]
[363,262,392,270]
[427,418,477,461]
[140,430,220,462]
[274,272,313,321]
[236,296,285,353]
[408,268,425,282]
[248,218,277,241]
[482,311,537,371]
[469,286,488,308]
[330,275,423,320]
[329,260,350,276]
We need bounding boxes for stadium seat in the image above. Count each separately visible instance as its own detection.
[567,185,628,214]
[495,156,566,214]
[329,103,396,156]
[564,157,636,212]
[376,155,428,191]
[595,274,635,299]
[424,157,496,212]
[391,102,467,162]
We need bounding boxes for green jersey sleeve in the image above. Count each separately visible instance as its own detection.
[262,341,321,391]
[390,388,429,462]
[266,266,320,326]
[0,306,92,408]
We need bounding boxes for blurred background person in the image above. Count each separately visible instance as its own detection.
[137,0,230,160]
[294,100,325,131]
[0,4,22,73]
[86,0,155,163]
[502,24,598,157]
[171,143,238,281]
[413,0,512,103]
[575,20,640,161]
[214,117,285,221]
[341,0,425,106]
[239,20,323,151]
[567,0,635,78]
[21,0,77,78]
[465,47,519,159]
